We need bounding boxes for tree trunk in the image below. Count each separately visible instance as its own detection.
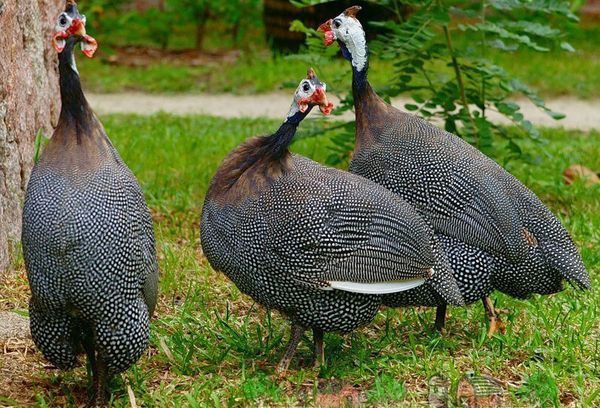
[0,0,62,278]
[195,6,210,51]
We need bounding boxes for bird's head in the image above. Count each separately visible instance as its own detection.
[318,6,364,48]
[292,68,334,116]
[53,0,97,58]
[318,6,366,71]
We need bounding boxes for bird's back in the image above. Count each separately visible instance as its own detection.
[23,122,158,372]
[351,109,589,296]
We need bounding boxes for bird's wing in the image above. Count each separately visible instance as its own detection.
[121,167,159,315]
[355,116,530,262]
[260,172,438,294]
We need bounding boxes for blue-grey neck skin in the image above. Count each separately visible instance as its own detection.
[284,108,311,125]
[58,37,93,136]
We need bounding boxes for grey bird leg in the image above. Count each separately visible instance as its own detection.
[82,332,96,391]
[81,328,109,407]
[482,297,505,338]
[434,304,447,332]
[276,324,305,374]
[313,328,324,368]
[88,352,109,407]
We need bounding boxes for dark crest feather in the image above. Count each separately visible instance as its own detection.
[344,5,362,17]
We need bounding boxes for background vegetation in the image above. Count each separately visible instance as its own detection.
[78,0,599,98]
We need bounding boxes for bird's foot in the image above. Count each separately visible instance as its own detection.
[275,324,305,376]
[275,358,291,377]
[86,391,109,408]
[486,316,506,338]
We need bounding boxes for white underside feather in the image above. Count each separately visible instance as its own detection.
[326,278,426,294]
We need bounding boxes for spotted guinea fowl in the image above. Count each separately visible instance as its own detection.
[21,1,158,405]
[200,69,463,371]
[318,6,590,335]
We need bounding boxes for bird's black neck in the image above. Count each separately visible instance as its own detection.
[209,108,309,199]
[352,65,371,107]
[256,109,308,162]
[57,39,94,132]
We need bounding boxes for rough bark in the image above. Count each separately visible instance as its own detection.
[0,0,62,277]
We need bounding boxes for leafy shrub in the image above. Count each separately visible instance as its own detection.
[291,0,579,163]
[84,0,262,50]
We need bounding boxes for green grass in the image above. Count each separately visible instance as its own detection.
[6,116,599,406]
[77,52,396,95]
[78,25,600,98]
[483,27,600,99]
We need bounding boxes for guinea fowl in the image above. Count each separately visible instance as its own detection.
[318,6,590,335]
[200,69,463,371]
[22,1,158,405]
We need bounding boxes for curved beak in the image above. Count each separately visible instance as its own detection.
[317,20,335,47]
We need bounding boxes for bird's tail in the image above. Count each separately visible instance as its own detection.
[381,237,465,307]
[95,298,151,374]
[541,238,590,290]
[516,193,590,291]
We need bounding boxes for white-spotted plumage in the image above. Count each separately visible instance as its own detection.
[22,2,158,383]
[324,10,590,315]
[201,78,463,340]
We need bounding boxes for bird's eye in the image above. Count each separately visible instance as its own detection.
[302,82,310,92]
[59,14,68,27]
[333,19,342,29]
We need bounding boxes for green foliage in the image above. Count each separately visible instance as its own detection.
[33,129,48,164]
[367,373,407,403]
[85,0,262,50]
[292,0,581,161]
[517,370,561,406]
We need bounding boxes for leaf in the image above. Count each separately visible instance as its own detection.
[412,94,426,103]
[33,128,45,164]
[560,41,575,52]
[404,104,419,111]
[546,111,566,120]
[464,21,550,52]
[503,21,560,38]
[489,39,519,51]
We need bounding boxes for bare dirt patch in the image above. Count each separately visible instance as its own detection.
[87,93,600,131]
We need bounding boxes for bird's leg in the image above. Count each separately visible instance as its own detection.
[82,332,96,391]
[482,297,505,338]
[313,328,324,368]
[434,304,447,333]
[276,324,305,374]
[88,352,110,407]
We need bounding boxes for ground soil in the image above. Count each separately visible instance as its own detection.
[87,93,600,130]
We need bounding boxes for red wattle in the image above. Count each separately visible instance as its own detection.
[323,31,335,46]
